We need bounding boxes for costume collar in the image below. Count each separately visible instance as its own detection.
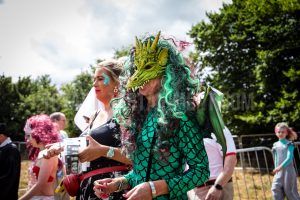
[0,137,12,148]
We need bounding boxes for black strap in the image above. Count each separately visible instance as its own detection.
[145,132,157,181]
[88,110,101,129]
[81,110,100,136]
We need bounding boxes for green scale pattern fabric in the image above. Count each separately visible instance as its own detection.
[124,108,210,199]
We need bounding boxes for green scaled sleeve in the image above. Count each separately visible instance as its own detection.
[165,115,210,199]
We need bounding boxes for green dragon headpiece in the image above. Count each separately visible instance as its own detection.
[126,31,169,91]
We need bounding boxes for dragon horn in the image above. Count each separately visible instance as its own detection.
[147,37,151,49]
[151,31,161,51]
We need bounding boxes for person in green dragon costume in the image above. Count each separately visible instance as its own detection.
[93,31,210,200]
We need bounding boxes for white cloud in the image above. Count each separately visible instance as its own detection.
[0,0,231,85]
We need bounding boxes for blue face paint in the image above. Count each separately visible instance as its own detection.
[102,72,110,86]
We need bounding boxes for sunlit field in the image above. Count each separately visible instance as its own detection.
[19,160,30,197]
[233,170,273,200]
[233,169,300,200]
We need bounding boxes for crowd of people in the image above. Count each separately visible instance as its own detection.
[1,31,299,200]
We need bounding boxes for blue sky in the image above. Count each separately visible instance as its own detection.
[0,0,230,85]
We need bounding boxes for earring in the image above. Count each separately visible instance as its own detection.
[113,87,118,97]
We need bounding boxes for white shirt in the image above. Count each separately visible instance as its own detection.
[59,130,69,140]
[204,126,236,180]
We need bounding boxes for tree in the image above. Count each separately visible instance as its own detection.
[16,75,64,139]
[0,75,64,140]
[0,75,20,138]
[113,46,130,59]
[189,0,300,134]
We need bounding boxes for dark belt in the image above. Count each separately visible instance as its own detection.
[197,178,233,188]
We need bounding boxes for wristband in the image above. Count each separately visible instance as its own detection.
[148,181,157,198]
[214,183,223,190]
[106,146,115,158]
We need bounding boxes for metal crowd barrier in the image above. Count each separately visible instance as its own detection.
[13,141,28,159]
[233,142,300,200]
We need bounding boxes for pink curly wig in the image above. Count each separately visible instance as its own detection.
[24,114,60,145]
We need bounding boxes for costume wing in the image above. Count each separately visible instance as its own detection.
[196,85,227,158]
[196,86,210,128]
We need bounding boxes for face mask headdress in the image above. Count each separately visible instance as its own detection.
[126,31,169,92]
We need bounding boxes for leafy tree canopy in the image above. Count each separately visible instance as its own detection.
[189,0,300,134]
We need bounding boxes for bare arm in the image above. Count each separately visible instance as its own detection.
[105,146,132,165]
[79,135,132,165]
[205,154,237,200]
[215,154,237,186]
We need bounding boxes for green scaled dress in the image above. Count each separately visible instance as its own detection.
[124,108,210,200]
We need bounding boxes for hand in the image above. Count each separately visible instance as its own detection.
[123,182,152,200]
[205,186,222,200]
[93,178,117,199]
[272,166,282,174]
[43,142,64,159]
[78,135,105,162]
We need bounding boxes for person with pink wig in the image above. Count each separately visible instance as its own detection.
[19,114,60,200]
